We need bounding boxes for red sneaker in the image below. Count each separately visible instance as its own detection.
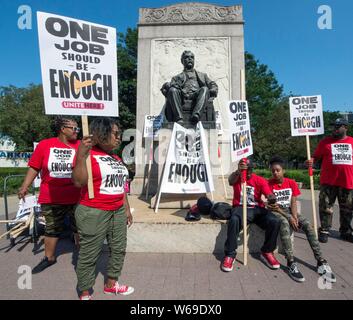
[260,252,280,269]
[221,256,235,272]
[104,281,134,296]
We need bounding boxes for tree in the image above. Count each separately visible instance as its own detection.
[0,85,55,151]
[117,27,137,131]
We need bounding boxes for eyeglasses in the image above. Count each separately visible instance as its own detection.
[63,126,81,133]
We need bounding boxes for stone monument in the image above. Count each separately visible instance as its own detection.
[131,2,245,206]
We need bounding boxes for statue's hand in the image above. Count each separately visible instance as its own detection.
[209,88,218,97]
[161,82,171,97]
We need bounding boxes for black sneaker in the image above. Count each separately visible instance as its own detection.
[340,233,353,243]
[317,260,336,283]
[318,231,329,243]
[32,257,57,274]
[287,262,305,282]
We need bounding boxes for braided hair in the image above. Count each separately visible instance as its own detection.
[51,116,76,135]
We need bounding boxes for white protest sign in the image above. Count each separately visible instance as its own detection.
[143,115,163,138]
[14,196,38,222]
[32,142,41,188]
[160,122,214,194]
[215,110,223,136]
[227,100,253,162]
[289,95,324,136]
[37,12,118,116]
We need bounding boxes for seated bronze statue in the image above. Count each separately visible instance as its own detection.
[161,50,218,125]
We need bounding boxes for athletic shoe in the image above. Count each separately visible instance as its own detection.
[317,260,336,283]
[318,231,329,243]
[260,252,280,269]
[287,262,305,282]
[80,294,92,300]
[340,233,353,243]
[221,256,235,272]
[104,281,134,296]
[32,257,57,274]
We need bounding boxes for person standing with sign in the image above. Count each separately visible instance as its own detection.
[18,116,81,274]
[268,156,336,283]
[72,118,133,300]
[221,158,281,272]
[307,118,353,243]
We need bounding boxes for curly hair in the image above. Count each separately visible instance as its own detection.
[89,117,119,145]
[51,116,77,134]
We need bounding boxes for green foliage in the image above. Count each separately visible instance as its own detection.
[254,169,320,189]
[0,85,55,151]
[117,28,137,131]
[0,167,28,196]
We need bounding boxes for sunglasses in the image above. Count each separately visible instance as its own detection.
[112,130,121,139]
[63,126,81,133]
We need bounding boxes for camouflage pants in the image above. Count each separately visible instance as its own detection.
[319,185,353,235]
[272,210,322,262]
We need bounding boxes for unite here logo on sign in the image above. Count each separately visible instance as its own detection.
[289,95,324,136]
[37,12,118,116]
[227,100,253,163]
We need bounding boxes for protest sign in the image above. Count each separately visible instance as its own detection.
[144,115,163,139]
[154,122,214,212]
[289,95,324,238]
[37,11,118,116]
[215,110,223,136]
[289,95,324,136]
[227,100,253,163]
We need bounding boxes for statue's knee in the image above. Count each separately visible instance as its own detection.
[168,87,179,95]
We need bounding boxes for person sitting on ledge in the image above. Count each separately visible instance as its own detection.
[221,158,281,272]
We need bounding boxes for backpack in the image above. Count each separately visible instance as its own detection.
[210,202,232,220]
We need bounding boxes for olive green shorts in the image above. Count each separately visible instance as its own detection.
[41,204,77,237]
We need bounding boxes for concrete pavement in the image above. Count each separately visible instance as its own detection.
[0,190,353,300]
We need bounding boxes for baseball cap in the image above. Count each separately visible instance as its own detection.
[330,118,349,126]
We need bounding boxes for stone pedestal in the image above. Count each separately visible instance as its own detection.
[131,3,245,203]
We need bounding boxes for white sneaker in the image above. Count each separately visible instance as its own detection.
[317,261,336,283]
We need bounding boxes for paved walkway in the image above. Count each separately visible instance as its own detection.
[0,190,353,300]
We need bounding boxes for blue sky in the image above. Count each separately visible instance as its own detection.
[0,0,352,111]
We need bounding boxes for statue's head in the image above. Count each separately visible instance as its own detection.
[181,50,195,70]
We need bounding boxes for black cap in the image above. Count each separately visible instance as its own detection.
[197,197,213,215]
[330,118,349,126]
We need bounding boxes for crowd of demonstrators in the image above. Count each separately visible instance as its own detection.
[221,158,281,272]
[18,116,81,274]
[307,118,353,244]
[267,156,335,283]
[17,115,352,297]
[72,118,133,300]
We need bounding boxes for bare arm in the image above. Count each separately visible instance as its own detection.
[124,193,133,227]
[18,167,40,199]
[72,136,92,188]
[290,196,298,219]
[228,170,240,186]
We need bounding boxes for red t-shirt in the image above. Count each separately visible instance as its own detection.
[313,136,353,189]
[232,173,272,208]
[268,178,301,209]
[78,147,129,211]
[28,137,81,205]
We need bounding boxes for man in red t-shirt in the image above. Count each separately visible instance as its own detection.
[308,118,353,243]
[221,158,281,272]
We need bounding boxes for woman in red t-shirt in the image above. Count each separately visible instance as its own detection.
[18,116,81,274]
[72,117,133,300]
